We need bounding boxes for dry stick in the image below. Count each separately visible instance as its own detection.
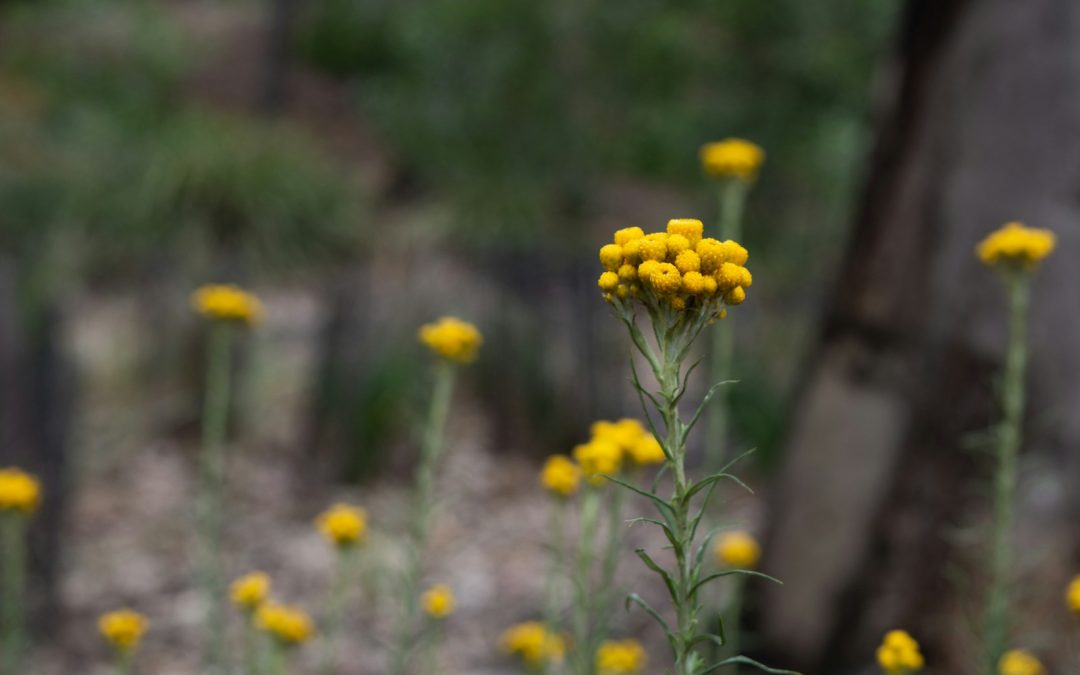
[197,321,234,675]
[983,275,1030,675]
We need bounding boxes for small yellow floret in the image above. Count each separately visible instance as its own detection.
[1067,575,1080,615]
[716,263,745,292]
[613,227,645,246]
[681,271,706,295]
[650,263,682,295]
[98,609,149,653]
[191,284,263,325]
[876,630,924,674]
[666,234,691,257]
[230,571,271,611]
[714,531,760,569]
[674,250,700,274]
[501,622,566,667]
[696,238,725,273]
[599,244,624,270]
[0,468,40,515]
[720,240,749,266]
[723,287,746,305]
[617,264,637,283]
[421,584,455,619]
[999,650,1043,675]
[541,455,582,497]
[976,221,1056,269]
[573,440,623,485]
[598,272,620,293]
[637,260,662,287]
[316,503,367,548]
[666,219,704,247]
[639,233,668,262]
[256,602,314,646]
[702,276,718,296]
[596,638,646,674]
[418,317,483,364]
[700,138,765,181]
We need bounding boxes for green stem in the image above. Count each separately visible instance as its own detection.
[543,499,568,675]
[1,515,26,675]
[198,321,234,674]
[271,643,288,675]
[320,547,355,675]
[115,649,134,675]
[572,486,602,675]
[423,620,443,675]
[391,362,456,675]
[983,275,1030,675]
[242,616,261,675]
[725,575,745,670]
[595,478,626,644]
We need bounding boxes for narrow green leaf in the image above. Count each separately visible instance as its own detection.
[624,593,677,659]
[700,655,800,675]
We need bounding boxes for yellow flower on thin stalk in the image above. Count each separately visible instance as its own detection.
[540,455,582,497]
[700,138,765,182]
[573,440,623,486]
[501,621,566,668]
[595,638,646,674]
[998,649,1044,675]
[98,609,149,653]
[316,503,368,548]
[421,584,455,620]
[191,284,263,326]
[256,602,315,647]
[1066,574,1080,615]
[875,630,924,674]
[0,467,39,671]
[230,571,271,613]
[0,469,40,515]
[976,221,1056,270]
[714,531,761,570]
[418,316,483,364]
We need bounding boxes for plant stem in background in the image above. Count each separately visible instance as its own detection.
[114,649,134,675]
[1,515,26,675]
[595,480,626,647]
[572,486,602,675]
[706,179,748,471]
[724,575,746,666]
[423,620,443,675]
[197,321,234,674]
[391,361,456,675]
[983,275,1031,675]
[320,546,356,675]
[543,499,568,675]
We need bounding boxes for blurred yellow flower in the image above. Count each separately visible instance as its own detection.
[595,638,646,674]
[421,584,455,619]
[999,649,1043,675]
[256,602,314,646]
[0,468,40,515]
[540,455,582,497]
[500,621,566,667]
[191,284,263,325]
[316,503,367,548]
[876,630,924,674]
[418,317,483,364]
[1067,575,1080,615]
[976,222,1055,270]
[573,440,623,485]
[714,531,761,569]
[230,571,271,612]
[700,138,765,182]
[591,418,664,467]
[98,609,149,653]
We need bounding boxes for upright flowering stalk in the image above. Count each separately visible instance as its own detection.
[712,531,761,663]
[391,317,481,675]
[420,584,455,674]
[98,609,149,675]
[255,602,315,675]
[875,630,924,674]
[540,453,581,673]
[0,468,39,674]
[191,283,263,673]
[698,139,764,471]
[595,638,647,675]
[230,571,271,674]
[596,219,789,675]
[315,503,367,675]
[974,222,1055,674]
[502,621,567,674]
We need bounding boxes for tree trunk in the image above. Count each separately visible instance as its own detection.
[756,0,1080,672]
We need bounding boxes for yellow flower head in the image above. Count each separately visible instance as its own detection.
[714,531,761,569]
[191,284,263,325]
[501,622,566,667]
[667,218,704,248]
[627,434,665,465]
[1066,575,1080,615]
[573,440,623,485]
[98,609,149,653]
[540,455,582,497]
[230,571,271,612]
[421,584,455,619]
[418,317,483,364]
[976,222,1056,270]
[700,139,765,182]
[998,650,1044,675]
[256,602,315,646]
[876,630,924,674]
[595,639,647,674]
[316,503,367,548]
[0,468,41,515]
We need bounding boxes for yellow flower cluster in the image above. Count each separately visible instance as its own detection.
[999,650,1044,675]
[976,222,1056,270]
[230,571,271,612]
[98,609,149,652]
[316,503,368,548]
[500,621,566,667]
[598,220,752,312]
[699,138,765,182]
[595,638,646,674]
[0,467,40,515]
[256,602,315,646]
[875,630,924,674]
[571,419,665,486]
[1067,574,1080,615]
[540,455,583,497]
[418,316,483,364]
[191,284,264,325]
[421,584,455,619]
[714,531,761,569]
